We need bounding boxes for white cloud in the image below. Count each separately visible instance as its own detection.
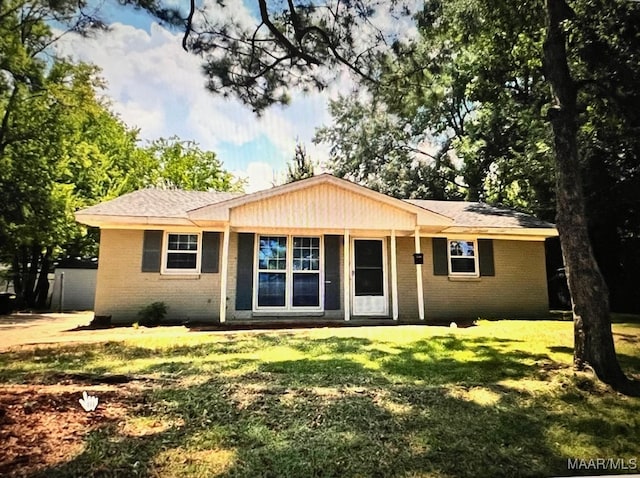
[53,19,339,192]
[237,162,277,193]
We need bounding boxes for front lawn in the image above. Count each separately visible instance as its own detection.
[1,319,639,477]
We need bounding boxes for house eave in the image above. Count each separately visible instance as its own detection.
[75,213,196,228]
[434,227,559,240]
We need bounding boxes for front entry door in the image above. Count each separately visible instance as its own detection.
[352,239,388,316]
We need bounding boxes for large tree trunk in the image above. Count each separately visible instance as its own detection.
[543,0,634,393]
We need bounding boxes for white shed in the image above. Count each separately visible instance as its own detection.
[51,258,98,311]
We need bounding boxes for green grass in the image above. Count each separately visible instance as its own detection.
[1,319,639,477]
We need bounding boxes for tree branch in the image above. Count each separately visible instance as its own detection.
[182,0,195,51]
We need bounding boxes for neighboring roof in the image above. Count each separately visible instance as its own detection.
[406,200,555,229]
[76,189,241,221]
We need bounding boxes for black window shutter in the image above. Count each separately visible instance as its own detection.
[201,232,221,273]
[324,235,341,310]
[235,233,255,310]
[478,239,495,276]
[141,230,162,272]
[432,238,448,276]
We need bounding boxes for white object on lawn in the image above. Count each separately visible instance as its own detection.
[79,391,99,412]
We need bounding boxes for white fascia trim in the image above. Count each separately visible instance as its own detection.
[75,214,196,228]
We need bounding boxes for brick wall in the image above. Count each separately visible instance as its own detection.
[94,229,221,323]
[95,230,548,323]
[397,237,549,320]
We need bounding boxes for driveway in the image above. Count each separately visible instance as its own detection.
[0,312,193,350]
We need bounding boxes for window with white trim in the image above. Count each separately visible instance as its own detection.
[164,233,200,272]
[256,235,322,309]
[257,236,287,307]
[448,239,478,276]
[292,237,320,307]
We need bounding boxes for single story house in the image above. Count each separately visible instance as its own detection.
[75,174,558,324]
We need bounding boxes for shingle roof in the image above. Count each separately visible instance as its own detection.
[405,200,554,229]
[76,189,241,219]
[76,183,554,231]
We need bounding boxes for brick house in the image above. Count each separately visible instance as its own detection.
[75,174,558,324]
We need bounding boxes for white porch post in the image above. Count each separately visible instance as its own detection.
[343,229,350,321]
[219,223,231,323]
[390,230,399,320]
[415,226,425,320]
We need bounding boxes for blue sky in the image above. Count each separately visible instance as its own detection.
[54,0,341,191]
[54,0,419,191]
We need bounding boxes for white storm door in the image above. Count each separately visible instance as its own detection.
[352,239,388,316]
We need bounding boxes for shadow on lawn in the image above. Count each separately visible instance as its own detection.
[18,335,602,477]
[548,345,640,378]
[35,375,571,478]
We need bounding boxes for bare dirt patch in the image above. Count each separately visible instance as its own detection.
[0,383,132,477]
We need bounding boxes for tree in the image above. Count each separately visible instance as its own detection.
[120,0,639,392]
[314,94,463,200]
[315,1,556,216]
[144,137,244,191]
[0,0,243,309]
[285,141,314,183]
[542,0,637,392]
[0,60,152,308]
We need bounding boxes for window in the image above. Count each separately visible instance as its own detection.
[165,233,199,272]
[256,235,322,310]
[292,237,320,307]
[257,236,287,307]
[448,240,478,276]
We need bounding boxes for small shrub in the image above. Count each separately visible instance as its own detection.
[137,302,167,327]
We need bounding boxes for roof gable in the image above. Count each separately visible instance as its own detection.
[188,174,452,229]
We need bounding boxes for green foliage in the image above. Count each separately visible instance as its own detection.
[315,0,556,213]
[314,95,462,199]
[0,0,243,308]
[143,137,244,191]
[284,141,314,183]
[137,301,168,327]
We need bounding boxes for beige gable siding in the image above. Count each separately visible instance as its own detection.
[230,183,416,230]
[396,238,548,319]
[94,229,221,323]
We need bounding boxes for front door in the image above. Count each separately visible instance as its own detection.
[352,239,388,316]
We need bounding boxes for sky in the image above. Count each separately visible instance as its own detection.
[54,0,344,192]
[53,0,419,192]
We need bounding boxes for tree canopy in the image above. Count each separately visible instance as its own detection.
[0,0,242,308]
